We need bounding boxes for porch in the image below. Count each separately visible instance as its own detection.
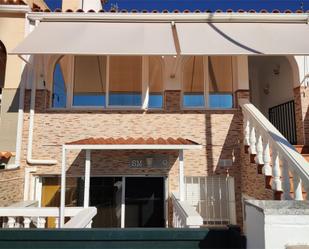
[1,10,309,249]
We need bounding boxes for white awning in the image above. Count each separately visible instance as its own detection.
[176,23,309,55]
[11,22,177,55]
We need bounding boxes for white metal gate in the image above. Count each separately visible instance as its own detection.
[184,176,236,225]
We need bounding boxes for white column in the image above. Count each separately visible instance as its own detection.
[179,150,185,201]
[142,56,149,110]
[84,150,91,208]
[121,176,126,228]
[60,146,66,228]
[293,175,303,200]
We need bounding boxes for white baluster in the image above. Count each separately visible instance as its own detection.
[7,217,15,228]
[54,217,59,228]
[271,150,282,191]
[281,158,292,200]
[249,124,257,155]
[262,140,272,176]
[37,217,46,228]
[244,116,250,146]
[293,174,303,200]
[255,132,264,165]
[23,217,31,228]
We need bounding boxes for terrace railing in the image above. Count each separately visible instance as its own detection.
[171,192,203,228]
[241,100,309,200]
[0,207,97,229]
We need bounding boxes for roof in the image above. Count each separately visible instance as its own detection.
[65,137,202,150]
[0,151,13,159]
[0,0,26,5]
[66,137,199,145]
[31,8,309,14]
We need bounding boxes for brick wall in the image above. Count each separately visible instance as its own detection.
[0,169,24,206]
[294,86,309,145]
[0,88,276,228]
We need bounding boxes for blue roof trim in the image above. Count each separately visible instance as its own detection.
[104,0,309,12]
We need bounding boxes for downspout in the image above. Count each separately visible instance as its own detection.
[26,55,57,165]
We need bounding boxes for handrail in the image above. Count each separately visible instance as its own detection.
[0,207,97,229]
[240,100,309,200]
[0,207,84,217]
[63,207,97,228]
[171,192,203,228]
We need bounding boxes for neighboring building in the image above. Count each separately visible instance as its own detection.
[0,0,309,248]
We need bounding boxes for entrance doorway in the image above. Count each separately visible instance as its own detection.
[89,176,165,228]
[125,177,165,227]
[40,176,166,228]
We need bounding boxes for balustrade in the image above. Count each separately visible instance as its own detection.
[241,101,309,200]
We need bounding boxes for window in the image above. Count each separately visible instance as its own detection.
[73,56,106,107]
[149,56,164,109]
[182,56,234,109]
[52,56,68,108]
[51,56,164,109]
[208,56,233,109]
[109,56,142,107]
[182,56,205,108]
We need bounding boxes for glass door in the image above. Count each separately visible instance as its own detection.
[89,177,123,228]
[125,177,165,227]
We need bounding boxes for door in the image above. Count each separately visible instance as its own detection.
[125,177,165,227]
[89,177,123,228]
[269,100,297,144]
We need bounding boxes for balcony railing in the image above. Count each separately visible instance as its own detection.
[241,100,309,200]
[0,207,97,229]
[171,192,203,228]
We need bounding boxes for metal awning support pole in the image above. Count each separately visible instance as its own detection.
[179,149,185,201]
[84,150,91,208]
[60,146,66,228]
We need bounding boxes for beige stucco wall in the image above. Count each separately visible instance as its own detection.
[0,13,26,153]
[0,13,25,89]
[62,0,81,11]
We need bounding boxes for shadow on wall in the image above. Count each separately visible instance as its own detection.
[205,112,243,224]
[67,149,178,177]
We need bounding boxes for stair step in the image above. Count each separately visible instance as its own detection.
[294,145,309,154]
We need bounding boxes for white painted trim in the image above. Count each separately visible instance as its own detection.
[179,150,185,201]
[204,56,209,108]
[60,147,66,228]
[0,5,29,13]
[83,150,91,208]
[142,56,149,110]
[121,176,125,228]
[63,207,97,228]
[164,176,169,228]
[27,12,309,24]
[105,56,110,108]
[26,55,57,165]
[64,144,202,150]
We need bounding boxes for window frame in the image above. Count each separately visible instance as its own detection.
[181,56,234,110]
[52,56,164,110]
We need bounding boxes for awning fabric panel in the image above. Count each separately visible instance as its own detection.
[12,22,177,55]
[176,23,309,55]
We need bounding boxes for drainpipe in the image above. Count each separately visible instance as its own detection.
[26,55,57,165]
[8,61,27,169]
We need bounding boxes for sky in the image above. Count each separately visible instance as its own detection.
[44,0,309,12]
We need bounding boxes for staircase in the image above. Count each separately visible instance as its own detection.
[240,100,309,201]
